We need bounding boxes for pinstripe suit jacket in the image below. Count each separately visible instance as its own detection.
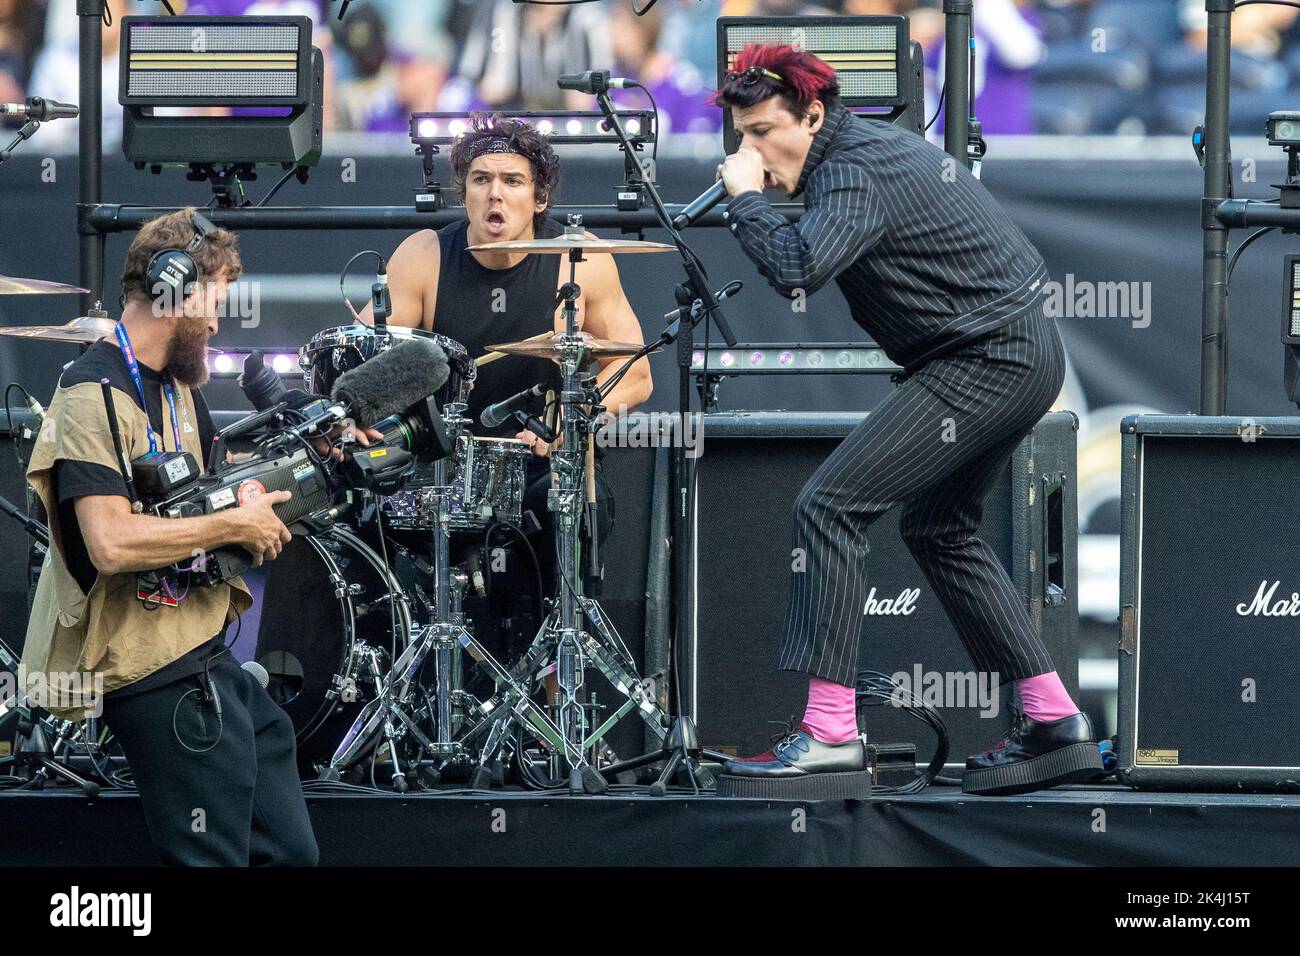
[722,105,1049,372]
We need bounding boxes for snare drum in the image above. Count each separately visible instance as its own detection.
[300,324,475,410]
[384,434,533,532]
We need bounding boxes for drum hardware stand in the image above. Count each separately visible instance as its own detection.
[0,507,100,796]
[321,406,596,789]
[461,230,683,793]
[0,116,43,169]
[320,418,467,785]
[583,81,747,791]
[0,637,101,796]
[9,706,101,797]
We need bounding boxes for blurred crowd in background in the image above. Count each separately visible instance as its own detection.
[2,0,1299,149]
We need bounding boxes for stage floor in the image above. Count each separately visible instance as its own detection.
[2,780,1296,866]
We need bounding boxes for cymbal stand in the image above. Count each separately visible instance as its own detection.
[462,223,677,793]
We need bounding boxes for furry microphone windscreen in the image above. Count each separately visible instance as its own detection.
[330,338,450,425]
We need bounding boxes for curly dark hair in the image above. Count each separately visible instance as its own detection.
[449,113,561,234]
[121,206,242,305]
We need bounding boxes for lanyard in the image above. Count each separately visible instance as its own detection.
[114,321,183,454]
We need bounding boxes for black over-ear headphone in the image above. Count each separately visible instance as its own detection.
[144,210,218,308]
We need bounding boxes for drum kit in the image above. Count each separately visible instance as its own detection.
[0,219,701,795]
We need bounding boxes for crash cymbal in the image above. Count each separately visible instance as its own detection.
[467,234,674,255]
[0,314,117,344]
[0,275,90,295]
[485,331,650,360]
[0,316,225,353]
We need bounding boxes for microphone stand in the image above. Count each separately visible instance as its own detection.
[0,494,49,549]
[0,118,41,169]
[589,75,741,792]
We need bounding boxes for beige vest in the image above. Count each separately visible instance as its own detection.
[22,375,251,719]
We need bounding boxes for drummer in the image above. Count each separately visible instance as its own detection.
[352,112,653,594]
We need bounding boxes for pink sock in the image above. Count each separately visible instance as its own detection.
[1016,671,1079,722]
[801,676,860,743]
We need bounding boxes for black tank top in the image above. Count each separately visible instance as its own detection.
[433,217,565,438]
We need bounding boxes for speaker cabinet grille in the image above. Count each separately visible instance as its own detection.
[1121,419,1300,788]
[689,412,1079,767]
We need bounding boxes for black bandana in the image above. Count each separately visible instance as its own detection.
[468,136,519,159]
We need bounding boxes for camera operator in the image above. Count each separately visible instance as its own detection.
[21,208,319,866]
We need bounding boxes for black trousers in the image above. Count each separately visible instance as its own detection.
[102,646,319,867]
[780,303,1067,686]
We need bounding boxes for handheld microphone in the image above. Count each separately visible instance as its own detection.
[330,338,450,427]
[480,383,546,430]
[671,179,728,230]
[0,97,79,121]
[238,350,287,412]
[24,393,45,423]
[557,71,635,94]
[241,660,270,689]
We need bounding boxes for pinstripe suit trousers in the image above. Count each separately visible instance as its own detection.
[779,302,1067,687]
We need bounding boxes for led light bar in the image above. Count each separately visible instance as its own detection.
[1284,255,1300,345]
[409,110,656,147]
[120,16,312,106]
[119,16,323,167]
[690,342,902,375]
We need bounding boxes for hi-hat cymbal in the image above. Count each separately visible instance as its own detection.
[0,275,90,295]
[0,315,118,344]
[485,331,650,360]
[467,234,674,255]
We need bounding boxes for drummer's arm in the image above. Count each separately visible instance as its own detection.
[357,229,439,330]
[578,249,653,419]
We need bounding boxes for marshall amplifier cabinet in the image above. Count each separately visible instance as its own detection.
[1118,415,1300,791]
[685,411,1080,771]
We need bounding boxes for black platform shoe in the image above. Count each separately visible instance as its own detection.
[717,723,873,799]
[962,709,1104,796]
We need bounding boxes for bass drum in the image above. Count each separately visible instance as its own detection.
[231,526,412,775]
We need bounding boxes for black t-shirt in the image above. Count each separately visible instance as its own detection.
[54,340,225,698]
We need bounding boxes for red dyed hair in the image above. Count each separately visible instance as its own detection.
[712,44,841,118]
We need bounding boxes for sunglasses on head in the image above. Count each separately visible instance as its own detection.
[725,65,785,87]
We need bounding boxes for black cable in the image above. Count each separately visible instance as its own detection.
[256,166,300,208]
[5,383,37,469]
[1225,226,1275,290]
[217,602,244,658]
[339,249,385,321]
[924,81,946,133]
[856,670,949,794]
[597,337,658,402]
[628,80,659,167]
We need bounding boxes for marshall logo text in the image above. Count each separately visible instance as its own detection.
[1235,580,1300,617]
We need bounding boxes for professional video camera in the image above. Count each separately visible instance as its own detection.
[122,338,453,590]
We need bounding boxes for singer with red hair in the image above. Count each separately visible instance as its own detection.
[712,44,1103,796]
